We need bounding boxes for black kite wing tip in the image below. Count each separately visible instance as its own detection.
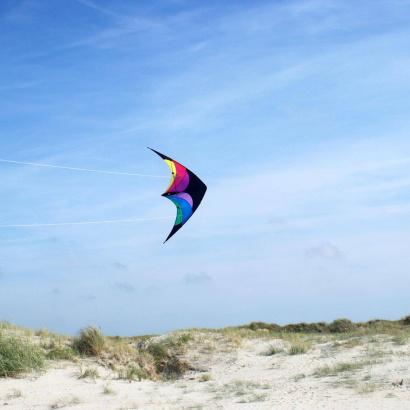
[148,147,172,161]
[163,224,182,243]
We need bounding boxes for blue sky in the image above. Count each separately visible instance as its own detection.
[0,0,409,336]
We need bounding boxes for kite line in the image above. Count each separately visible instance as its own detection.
[0,158,169,178]
[0,158,172,229]
[0,216,174,228]
[0,150,207,241]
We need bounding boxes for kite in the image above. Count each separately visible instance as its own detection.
[149,148,207,242]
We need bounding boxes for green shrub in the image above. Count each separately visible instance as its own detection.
[282,322,329,333]
[328,319,356,333]
[249,322,281,332]
[0,332,45,377]
[149,343,168,365]
[147,343,188,379]
[244,316,409,335]
[401,315,410,326]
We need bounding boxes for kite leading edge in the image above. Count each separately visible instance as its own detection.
[148,148,207,243]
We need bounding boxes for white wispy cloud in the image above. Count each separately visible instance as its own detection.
[305,242,345,260]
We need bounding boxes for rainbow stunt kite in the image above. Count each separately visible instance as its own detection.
[149,148,207,242]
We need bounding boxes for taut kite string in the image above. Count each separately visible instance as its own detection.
[0,157,171,229]
[0,158,168,178]
[0,216,174,228]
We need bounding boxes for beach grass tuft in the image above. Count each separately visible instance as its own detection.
[0,331,45,377]
[46,347,79,361]
[74,325,105,356]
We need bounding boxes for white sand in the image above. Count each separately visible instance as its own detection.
[1,332,409,409]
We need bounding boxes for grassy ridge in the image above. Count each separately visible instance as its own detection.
[243,316,410,334]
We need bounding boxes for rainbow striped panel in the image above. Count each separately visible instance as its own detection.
[149,148,207,242]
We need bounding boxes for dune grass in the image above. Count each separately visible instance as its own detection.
[5,389,23,400]
[288,338,310,355]
[264,345,283,356]
[103,383,117,395]
[356,382,381,394]
[200,373,212,382]
[392,332,409,345]
[78,366,99,381]
[46,347,79,361]
[117,364,148,382]
[51,396,82,409]
[74,325,105,356]
[1,315,408,383]
[212,380,270,402]
[0,331,45,377]
[313,360,379,377]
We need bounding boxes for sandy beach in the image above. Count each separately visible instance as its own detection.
[1,321,409,409]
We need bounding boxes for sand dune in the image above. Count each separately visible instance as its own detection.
[0,322,409,409]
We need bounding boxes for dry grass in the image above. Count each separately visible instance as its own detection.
[51,396,82,408]
[289,339,310,355]
[5,389,23,400]
[78,366,99,381]
[314,360,379,377]
[212,380,270,402]
[356,382,381,394]
[333,337,364,349]
[264,344,283,356]
[293,373,306,382]
[74,325,105,357]
[102,383,117,395]
[392,333,409,345]
[199,373,212,382]
[117,365,146,382]
[279,334,311,355]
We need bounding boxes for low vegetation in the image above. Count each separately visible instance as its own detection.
[74,325,106,356]
[0,330,45,377]
[46,347,79,361]
[246,316,410,335]
[212,380,270,402]
[282,335,311,355]
[0,315,408,388]
[313,360,378,377]
[200,373,212,382]
[264,345,283,356]
[102,383,117,395]
[51,396,82,409]
[78,366,99,381]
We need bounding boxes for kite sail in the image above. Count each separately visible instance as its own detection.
[149,148,207,242]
